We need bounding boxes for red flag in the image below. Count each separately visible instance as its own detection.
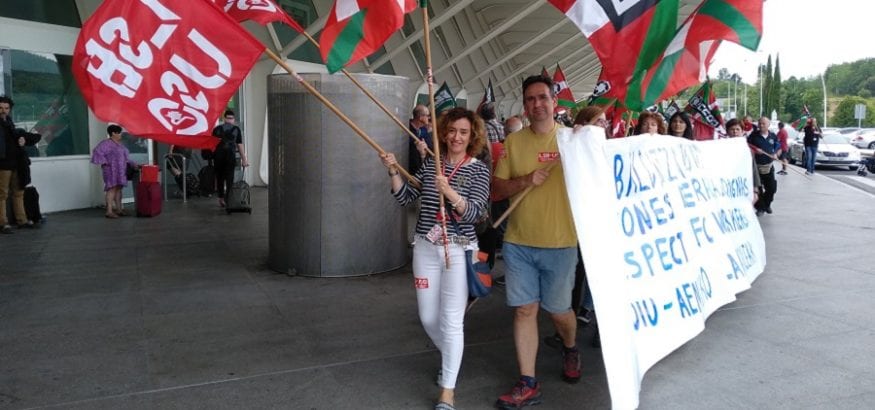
[552,64,576,109]
[632,0,763,109]
[214,0,304,32]
[320,0,417,73]
[73,0,265,149]
[685,81,723,141]
[549,0,680,111]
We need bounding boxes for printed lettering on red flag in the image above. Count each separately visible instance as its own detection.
[73,0,265,149]
[215,0,304,32]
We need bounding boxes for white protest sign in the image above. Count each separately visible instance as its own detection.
[557,128,766,410]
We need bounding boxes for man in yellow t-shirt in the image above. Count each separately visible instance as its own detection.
[492,75,580,409]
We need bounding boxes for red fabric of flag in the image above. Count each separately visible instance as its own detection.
[215,0,304,32]
[73,0,265,149]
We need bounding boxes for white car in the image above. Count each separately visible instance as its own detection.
[788,132,862,170]
[847,128,875,149]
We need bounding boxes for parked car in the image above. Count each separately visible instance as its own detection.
[848,128,875,149]
[788,132,862,170]
[838,127,861,135]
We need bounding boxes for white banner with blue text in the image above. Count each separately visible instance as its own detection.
[557,127,766,410]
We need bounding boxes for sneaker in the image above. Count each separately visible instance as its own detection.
[576,308,593,325]
[755,209,765,217]
[18,221,36,229]
[495,380,542,409]
[777,170,788,175]
[561,348,581,383]
[1,225,13,234]
[543,333,562,350]
[494,275,506,287]
[765,207,773,214]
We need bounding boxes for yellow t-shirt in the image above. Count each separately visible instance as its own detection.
[494,123,577,248]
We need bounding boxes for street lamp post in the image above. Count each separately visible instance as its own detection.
[821,73,828,128]
[758,64,763,116]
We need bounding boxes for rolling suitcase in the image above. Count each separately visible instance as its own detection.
[225,168,251,214]
[136,181,162,217]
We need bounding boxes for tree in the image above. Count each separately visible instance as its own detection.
[717,67,731,80]
[861,76,875,97]
[782,76,804,121]
[831,96,875,127]
[771,55,782,116]
[762,55,773,115]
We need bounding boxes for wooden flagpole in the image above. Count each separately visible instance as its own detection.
[491,161,559,229]
[263,49,420,188]
[297,32,434,157]
[420,1,450,267]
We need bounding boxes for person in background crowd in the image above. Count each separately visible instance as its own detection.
[380,107,490,410]
[776,121,789,175]
[727,119,762,205]
[492,75,580,409]
[480,102,505,144]
[0,95,35,233]
[91,124,138,219]
[748,116,780,216]
[633,111,666,135]
[742,115,756,136]
[408,104,433,175]
[668,112,694,140]
[504,116,523,136]
[803,118,823,175]
[211,110,248,208]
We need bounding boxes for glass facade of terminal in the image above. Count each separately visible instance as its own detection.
[0,0,90,157]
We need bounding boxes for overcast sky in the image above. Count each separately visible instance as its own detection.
[708,0,872,84]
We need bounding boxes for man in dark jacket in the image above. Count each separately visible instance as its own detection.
[747,116,781,216]
[0,95,34,233]
[211,110,248,208]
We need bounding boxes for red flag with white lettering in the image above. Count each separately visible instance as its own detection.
[215,0,304,32]
[72,0,265,149]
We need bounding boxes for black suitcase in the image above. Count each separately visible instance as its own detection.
[198,163,216,197]
[174,173,199,198]
[225,168,251,214]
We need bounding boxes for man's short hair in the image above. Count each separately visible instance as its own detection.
[778,121,784,128]
[412,105,428,117]
[725,118,741,130]
[107,124,123,135]
[0,95,13,107]
[224,110,235,117]
[522,75,554,98]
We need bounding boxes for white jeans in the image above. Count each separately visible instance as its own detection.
[412,239,469,389]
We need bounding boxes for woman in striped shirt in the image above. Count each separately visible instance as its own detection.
[380,107,491,410]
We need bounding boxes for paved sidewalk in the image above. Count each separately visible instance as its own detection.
[1,169,874,409]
